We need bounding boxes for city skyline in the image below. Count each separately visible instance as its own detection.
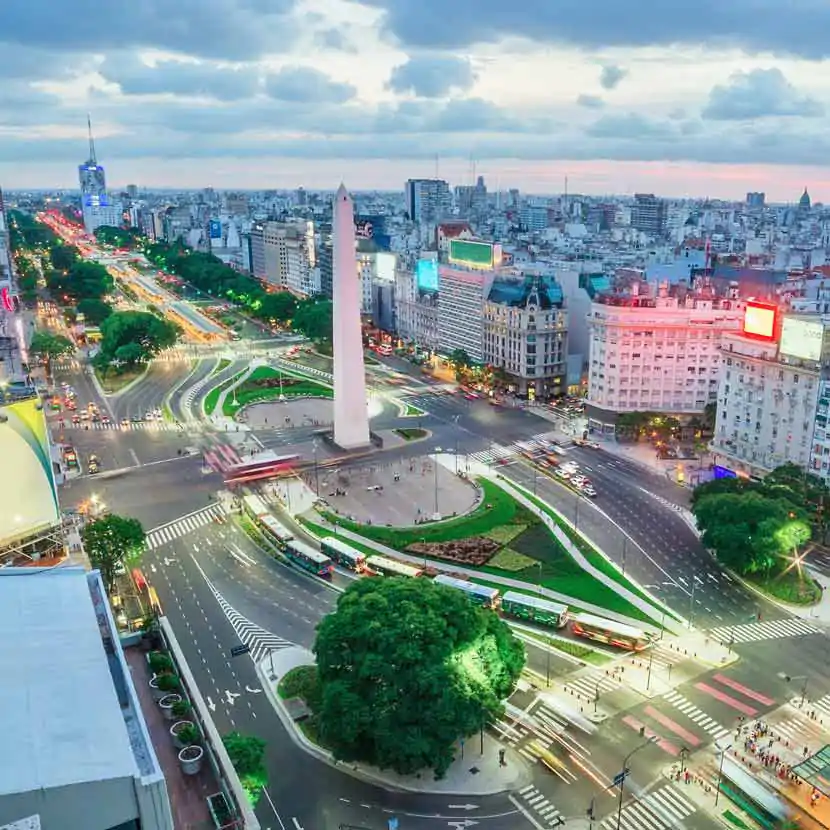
[3,0,830,199]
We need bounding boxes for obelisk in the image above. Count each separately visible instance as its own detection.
[332,183,370,449]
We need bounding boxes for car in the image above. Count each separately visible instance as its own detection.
[88,462,99,475]
[79,410,89,420]
[131,414,144,423]
[120,417,130,428]
[90,413,100,422]
[71,414,81,425]
[555,469,571,480]
[582,487,598,498]
[463,394,477,401]
[101,415,111,425]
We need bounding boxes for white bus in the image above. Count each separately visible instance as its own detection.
[433,574,500,608]
[365,555,423,579]
[242,493,269,521]
[320,537,366,572]
[258,514,293,547]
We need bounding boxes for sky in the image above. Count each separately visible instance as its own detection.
[2,0,830,200]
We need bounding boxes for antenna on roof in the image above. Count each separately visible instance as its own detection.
[87,114,97,164]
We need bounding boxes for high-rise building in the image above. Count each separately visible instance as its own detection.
[78,116,121,233]
[630,193,667,237]
[252,221,318,296]
[746,192,766,208]
[0,188,12,288]
[405,178,451,224]
[126,183,138,199]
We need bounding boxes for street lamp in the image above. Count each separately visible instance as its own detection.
[714,741,732,807]
[312,439,320,497]
[536,561,551,687]
[452,414,461,474]
[615,735,659,830]
[778,672,810,708]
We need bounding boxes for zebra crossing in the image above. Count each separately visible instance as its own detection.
[561,667,623,703]
[465,443,517,465]
[61,420,186,432]
[145,504,223,549]
[662,690,732,741]
[514,784,564,827]
[600,784,696,830]
[709,617,822,645]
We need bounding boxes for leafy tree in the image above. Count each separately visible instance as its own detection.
[449,348,472,368]
[690,475,751,507]
[50,243,79,272]
[94,225,143,248]
[222,732,267,806]
[29,330,74,375]
[82,514,146,593]
[76,298,113,326]
[314,578,525,778]
[292,298,333,343]
[259,291,297,324]
[97,310,179,370]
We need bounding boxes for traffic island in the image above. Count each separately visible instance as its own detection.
[257,647,532,795]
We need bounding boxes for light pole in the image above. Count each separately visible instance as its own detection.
[312,439,320,497]
[453,414,461,474]
[645,635,656,692]
[621,535,627,576]
[778,672,810,708]
[615,735,659,830]
[536,561,551,687]
[714,741,732,807]
[688,573,700,628]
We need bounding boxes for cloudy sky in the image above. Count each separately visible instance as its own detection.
[2,0,830,199]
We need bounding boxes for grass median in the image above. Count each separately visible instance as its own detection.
[204,369,245,416]
[222,366,333,416]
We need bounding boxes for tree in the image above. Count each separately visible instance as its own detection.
[314,578,525,778]
[94,225,143,248]
[292,298,333,343]
[258,291,297,324]
[29,330,74,376]
[50,243,79,272]
[449,348,472,368]
[82,514,146,593]
[97,310,180,370]
[222,732,267,806]
[76,298,113,326]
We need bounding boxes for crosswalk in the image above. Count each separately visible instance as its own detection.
[662,690,732,741]
[561,667,623,703]
[146,504,223,549]
[465,443,517,465]
[515,784,563,827]
[709,617,822,644]
[59,419,188,432]
[600,784,696,830]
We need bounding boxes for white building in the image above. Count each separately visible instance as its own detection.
[394,264,440,350]
[256,221,318,296]
[405,178,451,225]
[586,279,745,431]
[712,313,830,480]
[437,264,495,362]
[0,188,11,287]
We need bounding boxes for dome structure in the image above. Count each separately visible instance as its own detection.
[799,187,811,209]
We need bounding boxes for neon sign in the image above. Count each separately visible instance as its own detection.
[1,287,13,312]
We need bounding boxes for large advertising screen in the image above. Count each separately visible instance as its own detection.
[780,317,824,362]
[375,252,396,283]
[742,301,777,341]
[208,219,222,239]
[0,398,60,546]
[416,258,438,293]
[449,239,495,269]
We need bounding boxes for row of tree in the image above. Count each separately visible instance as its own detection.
[691,463,820,576]
[94,310,180,373]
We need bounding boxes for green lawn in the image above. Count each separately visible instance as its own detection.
[204,370,245,415]
[402,402,427,417]
[211,357,232,376]
[747,568,822,606]
[222,366,333,416]
[394,427,428,441]
[94,364,147,394]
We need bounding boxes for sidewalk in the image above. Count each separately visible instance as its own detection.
[257,647,532,795]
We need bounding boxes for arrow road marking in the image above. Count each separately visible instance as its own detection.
[163,557,175,566]
[225,690,241,706]
[447,822,478,829]
[448,805,479,811]
[206,696,216,712]
[150,564,157,573]
[245,685,263,694]
[292,819,304,830]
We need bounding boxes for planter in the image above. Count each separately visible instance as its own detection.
[170,719,196,749]
[179,744,204,776]
[159,693,182,721]
[149,675,166,702]
[207,792,235,829]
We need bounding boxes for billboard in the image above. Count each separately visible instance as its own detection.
[355,219,374,239]
[208,219,222,239]
[742,301,777,341]
[448,239,495,269]
[0,398,60,547]
[780,317,824,362]
[416,258,439,293]
[375,252,396,283]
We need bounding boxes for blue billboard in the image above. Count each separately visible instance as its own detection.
[209,219,222,239]
[416,259,438,293]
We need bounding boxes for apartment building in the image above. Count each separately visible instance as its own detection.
[586,279,745,431]
[394,265,440,350]
[631,193,667,237]
[0,188,11,287]
[251,221,318,296]
[437,264,495,362]
[405,178,451,224]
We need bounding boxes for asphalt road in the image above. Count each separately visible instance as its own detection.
[111,358,196,421]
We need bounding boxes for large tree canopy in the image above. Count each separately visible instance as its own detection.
[96,310,179,369]
[82,514,146,593]
[29,330,74,368]
[314,578,524,777]
[76,298,114,326]
[292,297,332,344]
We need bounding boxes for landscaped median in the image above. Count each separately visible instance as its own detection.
[222,366,332,417]
[299,474,683,631]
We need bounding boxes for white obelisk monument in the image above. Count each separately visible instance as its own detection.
[332,183,370,449]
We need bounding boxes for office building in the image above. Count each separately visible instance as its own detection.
[630,193,667,237]
[0,188,12,287]
[437,265,495,362]
[746,192,766,209]
[394,263,440,350]
[252,221,318,296]
[483,275,568,398]
[0,567,174,830]
[455,176,488,217]
[519,205,550,233]
[712,310,830,481]
[405,178,451,224]
[78,117,120,234]
[586,278,745,431]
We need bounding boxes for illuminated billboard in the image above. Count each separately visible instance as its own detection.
[416,258,438,293]
[780,317,824,362]
[742,301,777,341]
[208,219,222,239]
[0,398,60,547]
[449,239,496,269]
[375,252,396,283]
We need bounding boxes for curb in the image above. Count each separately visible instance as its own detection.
[97,363,151,399]
[162,358,205,423]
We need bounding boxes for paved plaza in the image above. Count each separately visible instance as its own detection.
[243,396,384,429]
[314,453,481,526]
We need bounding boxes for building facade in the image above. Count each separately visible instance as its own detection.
[586,280,745,429]
[394,266,440,350]
[437,264,495,362]
[631,193,667,237]
[254,221,318,296]
[405,178,451,224]
[0,188,11,288]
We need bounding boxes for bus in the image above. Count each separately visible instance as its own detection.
[224,452,301,485]
[365,555,423,579]
[242,493,269,521]
[718,755,789,829]
[320,537,366,572]
[570,613,649,651]
[258,514,294,548]
[433,574,500,608]
[284,540,333,577]
[501,592,570,629]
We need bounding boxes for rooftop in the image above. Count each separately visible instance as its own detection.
[0,567,139,797]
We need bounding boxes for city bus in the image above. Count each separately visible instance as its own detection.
[433,574,500,608]
[718,755,789,829]
[224,452,301,485]
[320,537,366,572]
[570,613,649,651]
[258,514,294,548]
[501,592,570,629]
[365,555,423,579]
[242,493,270,521]
[284,540,333,577]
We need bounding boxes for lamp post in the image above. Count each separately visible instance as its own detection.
[778,672,810,708]
[536,561,551,687]
[453,414,461,474]
[615,736,659,830]
[312,439,320,497]
[714,742,732,807]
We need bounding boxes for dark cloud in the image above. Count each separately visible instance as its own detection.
[702,68,824,120]
[265,66,356,103]
[0,0,297,61]
[357,0,830,59]
[599,64,627,90]
[577,94,605,109]
[99,55,262,101]
[387,55,477,97]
